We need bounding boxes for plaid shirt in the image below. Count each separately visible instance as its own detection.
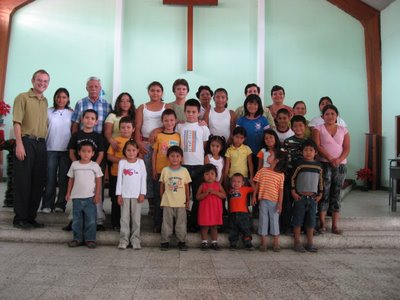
[71,96,112,134]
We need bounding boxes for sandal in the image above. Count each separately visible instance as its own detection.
[273,246,281,253]
[294,244,306,253]
[318,227,327,234]
[331,228,343,235]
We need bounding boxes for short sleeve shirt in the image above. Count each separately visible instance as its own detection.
[12,89,48,138]
[152,132,180,174]
[225,144,252,178]
[68,130,105,162]
[159,166,192,207]
[67,161,103,199]
[104,113,122,138]
[176,122,210,165]
[107,136,130,176]
[229,186,254,213]
[253,168,284,202]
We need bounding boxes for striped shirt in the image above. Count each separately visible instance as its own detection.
[291,160,323,194]
[253,168,284,202]
[71,96,112,134]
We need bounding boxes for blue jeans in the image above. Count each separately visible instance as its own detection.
[42,151,70,210]
[72,198,97,242]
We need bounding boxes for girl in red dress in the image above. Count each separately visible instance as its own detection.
[196,164,226,250]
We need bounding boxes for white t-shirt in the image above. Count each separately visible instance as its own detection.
[46,108,73,151]
[176,122,210,165]
[309,116,347,127]
[67,161,103,199]
[274,128,294,144]
[116,159,147,198]
[207,154,224,182]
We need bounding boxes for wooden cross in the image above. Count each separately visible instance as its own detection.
[163,0,218,71]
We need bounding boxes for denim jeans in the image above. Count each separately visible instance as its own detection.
[42,151,70,210]
[72,197,97,242]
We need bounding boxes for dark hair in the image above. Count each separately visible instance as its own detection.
[261,129,280,151]
[195,85,213,99]
[318,96,333,107]
[172,78,189,93]
[83,109,98,119]
[78,140,96,152]
[203,163,218,177]
[322,104,339,116]
[244,83,260,95]
[113,92,136,121]
[273,150,288,173]
[122,139,139,157]
[231,173,245,181]
[276,108,290,118]
[243,94,264,117]
[119,116,135,129]
[53,87,70,110]
[214,88,228,108]
[205,135,226,157]
[270,85,285,96]
[233,126,247,138]
[184,98,201,112]
[293,100,306,110]
[290,115,307,127]
[302,139,318,152]
[161,108,177,120]
[147,81,164,92]
[167,145,183,157]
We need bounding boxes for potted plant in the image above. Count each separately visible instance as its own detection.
[0,101,11,124]
[356,167,373,191]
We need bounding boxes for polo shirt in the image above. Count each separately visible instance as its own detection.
[13,89,48,138]
[225,144,252,178]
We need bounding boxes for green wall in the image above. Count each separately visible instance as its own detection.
[3,0,370,181]
[382,0,400,186]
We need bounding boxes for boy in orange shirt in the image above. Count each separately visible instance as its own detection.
[228,173,254,251]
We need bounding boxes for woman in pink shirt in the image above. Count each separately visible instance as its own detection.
[312,104,350,235]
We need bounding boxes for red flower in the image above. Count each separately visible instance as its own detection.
[356,168,373,182]
[0,101,11,116]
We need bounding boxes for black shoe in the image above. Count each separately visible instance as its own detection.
[178,242,188,251]
[245,243,254,251]
[200,242,209,251]
[28,220,44,228]
[62,221,72,231]
[210,242,221,251]
[96,224,106,231]
[229,244,238,251]
[13,221,32,229]
[160,242,170,251]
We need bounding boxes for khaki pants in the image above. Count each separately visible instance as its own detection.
[161,207,187,243]
[120,198,142,248]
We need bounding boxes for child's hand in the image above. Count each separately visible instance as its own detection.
[185,199,190,210]
[315,194,322,202]
[291,190,301,201]
[65,194,71,202]
[152,170,158,181]
[138,195,145,203]
[276,203,282,214]
[251,196,257,206]
[117,195,123,206]
[93,194,100,204]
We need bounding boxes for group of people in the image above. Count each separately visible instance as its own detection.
[11,70,350,252]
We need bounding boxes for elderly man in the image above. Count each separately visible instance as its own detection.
[12,69,50,229]
[70,77,112,231]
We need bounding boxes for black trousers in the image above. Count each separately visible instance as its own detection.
[13,137,47,223]
[183,165,204,229]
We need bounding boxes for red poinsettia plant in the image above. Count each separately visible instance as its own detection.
[356,167,373,183]
[0,101,11,116]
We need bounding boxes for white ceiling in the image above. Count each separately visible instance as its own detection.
[360,0,395,11]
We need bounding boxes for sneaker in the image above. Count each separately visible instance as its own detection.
[41,208,51,214]
[210,242,221,251]
[96,224,106,231]
[305,244,318,253]
[62,221,72,231]
[133,244,141,250]
[54,207,64,213]
[294,244,306,253]
[86,241,97,249]
[118,243,127,250]
[160,242,169,251]
[200,242,209,251]
[229,244,238,251]
[68,240,81,248]
[245,244,254,251]
[178,242,188,251]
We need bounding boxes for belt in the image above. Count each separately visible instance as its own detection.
[23,135,45,142]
